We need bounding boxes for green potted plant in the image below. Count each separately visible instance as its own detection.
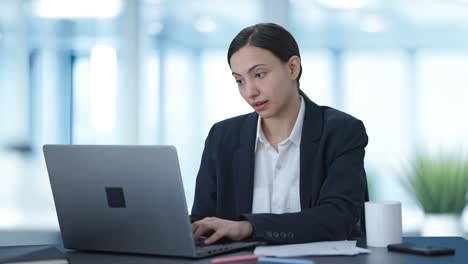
[399,152,468,236]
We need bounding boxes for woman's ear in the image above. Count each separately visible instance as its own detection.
[288,56,301,80]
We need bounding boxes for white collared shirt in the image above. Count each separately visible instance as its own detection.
[252,96,305,214]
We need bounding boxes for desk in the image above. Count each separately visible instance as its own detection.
[66,237,468,264]
[2,237,467,264]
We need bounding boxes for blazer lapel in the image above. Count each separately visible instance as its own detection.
[299,91,323,209]
[233,113,258,215]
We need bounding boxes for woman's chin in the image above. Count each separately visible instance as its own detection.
[257,111,274,120]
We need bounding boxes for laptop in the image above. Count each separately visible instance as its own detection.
[43,144,260,258]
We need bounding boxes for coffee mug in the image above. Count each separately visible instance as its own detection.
[365,201,402,247]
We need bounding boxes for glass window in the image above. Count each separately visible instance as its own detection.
[0,46,30,146]
[202,50,251,132]
[343,52,412,163]
[343,52,412,201]
[139,52,160,144]
[416,52,468,152]
[72,45,119,144]
[341,51,427,232]
[72,56,92,144]
[163,48,200,209]
[299,51,333,107]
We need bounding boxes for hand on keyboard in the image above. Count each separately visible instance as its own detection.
[192,217,253,245]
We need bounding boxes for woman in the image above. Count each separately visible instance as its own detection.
[191,23,368,245]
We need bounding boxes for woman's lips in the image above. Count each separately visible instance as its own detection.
[253,100,268,111]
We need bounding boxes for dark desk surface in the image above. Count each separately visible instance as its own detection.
[62,237,467,264]
[1,237,467,264]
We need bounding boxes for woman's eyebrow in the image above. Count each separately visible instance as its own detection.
[232,64,267,76]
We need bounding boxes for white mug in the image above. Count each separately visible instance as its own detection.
[365,201,402,247]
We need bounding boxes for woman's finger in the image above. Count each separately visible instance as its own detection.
[205,228,226,244]
[193,225,208,240]
[193,221,217,241]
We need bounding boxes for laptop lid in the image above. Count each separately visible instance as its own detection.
[43,145,198,257]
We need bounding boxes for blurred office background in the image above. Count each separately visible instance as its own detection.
[1,0,468,238]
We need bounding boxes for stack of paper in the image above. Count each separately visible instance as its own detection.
[254,240,371,257]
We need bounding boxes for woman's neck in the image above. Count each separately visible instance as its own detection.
[262,95,301,150]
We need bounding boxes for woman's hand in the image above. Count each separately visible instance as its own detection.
[192,217,253,245]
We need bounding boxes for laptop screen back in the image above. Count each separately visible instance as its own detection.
[43,145,197,257]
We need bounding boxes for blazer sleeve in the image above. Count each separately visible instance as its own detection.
[242,119,368,244]
[190,125,218,222]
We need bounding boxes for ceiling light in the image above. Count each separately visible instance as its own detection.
[144,0,162,4]
[317,0,368,9]
[360,14,385,33]
[195,16,217,33]
[148,21,164,35]
[33,0,122,19]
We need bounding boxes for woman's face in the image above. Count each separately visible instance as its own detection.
[229,45,300,120]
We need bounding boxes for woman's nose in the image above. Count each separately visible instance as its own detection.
[244,82,260,98]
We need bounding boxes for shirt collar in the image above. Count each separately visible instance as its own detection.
[255,96,305,151]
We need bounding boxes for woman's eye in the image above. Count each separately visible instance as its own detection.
[235,79,243,85]
[255,72,266,78]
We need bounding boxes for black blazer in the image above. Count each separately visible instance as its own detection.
[191,91,368,244]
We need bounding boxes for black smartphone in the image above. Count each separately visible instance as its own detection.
[387,243,455,256]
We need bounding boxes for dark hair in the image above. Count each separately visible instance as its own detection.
[227,23,302,88]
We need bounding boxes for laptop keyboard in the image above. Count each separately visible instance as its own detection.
[195,237,234,247]
[195,240,209,247]
[194,237,261,257]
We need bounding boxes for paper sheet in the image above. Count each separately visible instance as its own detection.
[254,240,371,257]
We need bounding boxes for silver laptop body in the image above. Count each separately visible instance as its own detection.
[43,145,259,258]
